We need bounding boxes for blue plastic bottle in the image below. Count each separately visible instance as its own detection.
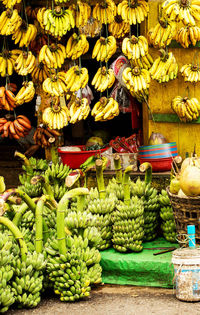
[187,225,196,248]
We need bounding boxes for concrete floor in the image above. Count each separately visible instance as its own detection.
[7,285,200,315]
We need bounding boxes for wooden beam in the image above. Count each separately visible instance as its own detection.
[151,113,200,124]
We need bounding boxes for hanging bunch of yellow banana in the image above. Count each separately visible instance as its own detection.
[12,22,37,48]
[122,35,148,60]
[132,53,153,70]
[108,15,130,38]
[131,88,149,103]
[14,51,36,76]
[37,6,75,38]
[148,18,176,48]
[171,96,200,122]
[66,33,89,60]
[0,49,21,77]
[162,0,200,26]
[69,97,90,124]
[149,50,178,83]
[92,36,117,62]
[180,64,200,82]
[91,66,115,92]
[79,17,102,38]
[39,43,66,69]
[42,104,70,129]
[65,66,89,93]
[69,1,91,28]
[118,0,149,24]
[43,72,68,96]
[91,97,119,121]
[31,62,49,84]
[93,0,117,24]
[122,66,151,94]
[176,26,200,48]
[1,0,21,8]
[15,81,35,106]
[0,9,22,36]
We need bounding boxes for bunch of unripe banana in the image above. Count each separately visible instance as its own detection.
[148,19,176,48]
[45,235,95,301]
[180,64,200,82]
[112,196,144,253]
[176,26,200,48]
[12,22,37,48]
[91,66,115,92]
[91,97,119,122]
[14,51,36,76]
[106,178,125,201]
[149,51,178,83]
[159,190,177,243]
[15,81,35,106]
[69,1,91,28]
[66,34,89,60]
[108,15,130,38]
[122,66,150,94]
[118,0,149,25]
[39,43,66,69]
[31,62,49,84]
[0,9,22,36]
[69,97,90,124]
[42,105,70,129]
[87,189,116,250]
[42,72,68,96]
[92,36,117,62]
[12,252,46,309]
[162,0,200,26]
[19,181,43,198]
[0,49,21,77]
[1,0,21,8]
[65,66,89,93]
[37,7,75,38]
[171,96,200,122]
[122,35,148,60]
[131,178,160,241]
[93,0,116,24]
[0,232,15,313]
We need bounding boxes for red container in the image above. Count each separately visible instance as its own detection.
[138,157,173,172]
[58,145,109,169]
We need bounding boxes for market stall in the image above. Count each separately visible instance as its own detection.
[1,0,200,312]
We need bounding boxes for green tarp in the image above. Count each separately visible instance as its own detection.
[100,238,179,288]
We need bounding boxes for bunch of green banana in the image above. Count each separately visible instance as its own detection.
[18,182,43,198]
[52,181,68,201]
[45,236,93,302]
[159,189,177,243]
[12,252,46,308]
[106,178,125,201]
[0,232,15,313]
[20,210,35,230]
[87,192,116,250]
[112,196,144,252]
[43,205,56,229]
[131,178,160,241]
[45,163,71,182]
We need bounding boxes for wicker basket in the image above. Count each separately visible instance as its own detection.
[167,187,200,245]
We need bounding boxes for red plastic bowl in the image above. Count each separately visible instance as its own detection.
[138,157,173,172]
[58,145,109,169]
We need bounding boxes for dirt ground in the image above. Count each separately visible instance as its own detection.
[7,285,200,315]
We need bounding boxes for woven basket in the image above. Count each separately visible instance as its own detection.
[167,187,200,245]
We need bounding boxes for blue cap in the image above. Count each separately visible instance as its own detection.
[187,225,195,234]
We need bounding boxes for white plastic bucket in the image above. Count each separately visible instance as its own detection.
[172,248,200,301]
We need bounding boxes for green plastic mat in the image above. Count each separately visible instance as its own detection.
[100,238,179,288]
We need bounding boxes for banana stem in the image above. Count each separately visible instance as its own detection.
[0,217,27,261]
[139,162,152,185]
[123,165,134,205]
[57,188,89,255]
[35,197,46,253]
[114,154,123,184]
[14,151,30,167]
[95,159,106,199]
[50,145,59,164]
[12,203,29,226]
[77,195,86,212]
[43,219,49,244]
[15,188,36,212]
